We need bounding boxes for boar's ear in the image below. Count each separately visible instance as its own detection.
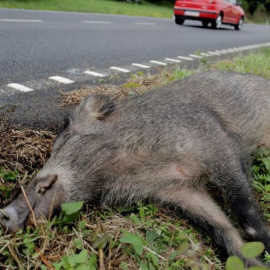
[87,94,115,120]
[75,94,115,122]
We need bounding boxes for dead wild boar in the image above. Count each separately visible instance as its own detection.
[1,71,270,266]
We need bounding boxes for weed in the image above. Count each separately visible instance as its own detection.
[226,242,268,270]
[98,78,104,83]
[123,82,141,88]
[210,48,270,79]
[251,147,270,219]
[0,168,19,201]
[167,68,195,82]
[0,168,19,183]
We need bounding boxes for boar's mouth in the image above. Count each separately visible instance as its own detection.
[0,174,64,233]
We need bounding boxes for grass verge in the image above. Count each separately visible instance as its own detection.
[0,0,173,18]
[1,49,270,269]
[0,0,269,23]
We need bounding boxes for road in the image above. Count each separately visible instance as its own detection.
[1,8,270,87]
[0,8,270,130]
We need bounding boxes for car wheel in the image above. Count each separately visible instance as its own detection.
[211,15,222,29]
[175,18,185,25]
[202,21,209,28]
[234,17,243,30]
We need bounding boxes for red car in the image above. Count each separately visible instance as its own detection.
[174,0,244,30]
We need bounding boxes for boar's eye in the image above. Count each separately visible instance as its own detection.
[63,132,71,141]
[38,187,47,194]
[59,115,70,133]
[37,175,58,195]
[53,130,71,152]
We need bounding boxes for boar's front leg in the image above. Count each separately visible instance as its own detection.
[211,159,270,252]
[156,186,262,267]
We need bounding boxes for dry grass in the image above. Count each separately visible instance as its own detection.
[0,204,221,269]
[0,122,55,207]
[0,125,55,173]
[61,70,183,108]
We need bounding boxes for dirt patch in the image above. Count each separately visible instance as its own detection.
[61,72,173,107]
[0,121,55,206]
[0,123,55,174]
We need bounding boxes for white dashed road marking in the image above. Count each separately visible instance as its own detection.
[231,48,241,51]
[150,60,167,66]
[82,21,112,24]
[135,22,156,25]
[224,48,236,52]
[110,67,130,73]
[165,58,181,63]
[177,56,193,61]
[0,19,43,22]
[3,41,270,94]
[189,54,203,59]
[49,76,74,84]
[208,51,221,55]
[7,83,33,92]
[200,53,210,57]
[84,71,107,77]
[132,63,150,69]
[215,50,227,54]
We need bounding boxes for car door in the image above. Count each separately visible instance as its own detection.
[229,0,240,23]
[221,0,233,23]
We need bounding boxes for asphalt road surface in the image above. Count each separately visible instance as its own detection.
[0,8,270,130]
[1,8,270,86]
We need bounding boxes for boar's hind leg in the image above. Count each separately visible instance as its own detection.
[156,186,261,266]
[211,159,270,253]
[156,187,243,254]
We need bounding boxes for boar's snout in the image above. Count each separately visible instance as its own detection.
[0,173,66,232]
[0,207,22,233]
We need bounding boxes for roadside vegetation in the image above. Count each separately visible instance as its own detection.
[0,0,173,18]
[1,48,270,269]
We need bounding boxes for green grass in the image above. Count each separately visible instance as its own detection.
[0,0,173,17]
[243,10,270,25]
[251,148,270,219]
[209,48,270,79]
[1,49,270,269]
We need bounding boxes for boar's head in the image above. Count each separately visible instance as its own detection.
[0,94,115,232]
[0,173,65,232]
